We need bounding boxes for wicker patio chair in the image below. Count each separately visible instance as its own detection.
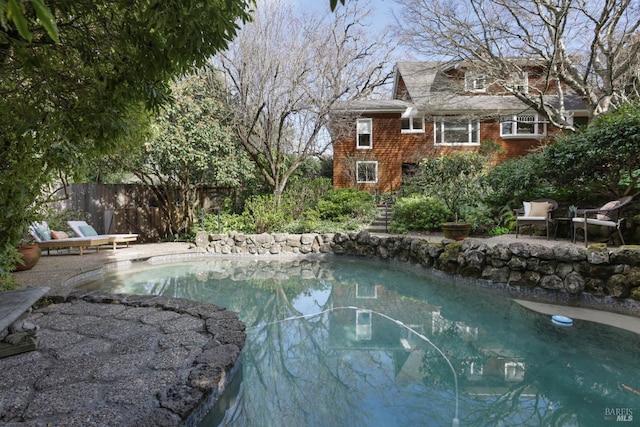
[572,196,634,247]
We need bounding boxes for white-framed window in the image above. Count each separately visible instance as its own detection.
[500,114,547,137]
[507,72,529,93]
[356,118,372,149]
[465,72,486,93]
[401,116,425,133]
[356,161,378,183]
[401,107,424,133]
[434,118,480,145]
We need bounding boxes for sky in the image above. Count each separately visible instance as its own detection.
[326,0,396,30]
[276,0,402,33]
[316,0,399,31]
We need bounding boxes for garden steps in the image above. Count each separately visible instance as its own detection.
[368,202,393,233]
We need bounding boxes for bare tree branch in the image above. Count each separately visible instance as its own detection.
[216,0,395,199]
[394,0,640,128]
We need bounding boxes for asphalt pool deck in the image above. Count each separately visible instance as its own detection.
[3,235,640,426]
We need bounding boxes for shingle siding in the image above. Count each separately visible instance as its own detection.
[331,60,582,194]
[333,115,551,194]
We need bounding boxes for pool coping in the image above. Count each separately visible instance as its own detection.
[514,299,640,334]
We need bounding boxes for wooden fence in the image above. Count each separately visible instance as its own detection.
[52,184,232,243]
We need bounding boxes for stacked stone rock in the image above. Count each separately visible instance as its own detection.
[195,230,640,306]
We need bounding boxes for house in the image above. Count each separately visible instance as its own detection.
[330,61,587,194]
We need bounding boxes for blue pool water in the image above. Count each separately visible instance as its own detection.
[81,255,640,427]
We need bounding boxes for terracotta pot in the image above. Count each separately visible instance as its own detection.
[442,222,471,241]
[14,244,41,272]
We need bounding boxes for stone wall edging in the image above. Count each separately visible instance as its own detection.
[195,230,640,314]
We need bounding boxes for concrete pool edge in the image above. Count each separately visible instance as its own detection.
[514,299,640,335]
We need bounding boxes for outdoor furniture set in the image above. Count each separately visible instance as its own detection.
[29,220,138,256]
[515,196,634,247]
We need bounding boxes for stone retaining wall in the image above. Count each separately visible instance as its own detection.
[195,232,335,255]
[194,231,640,303]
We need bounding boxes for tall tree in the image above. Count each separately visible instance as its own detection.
[394,0,640,129]
[0,0,254,277]
[217,0,394,200]
[106,70,254,236]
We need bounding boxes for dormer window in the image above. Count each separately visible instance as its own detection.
[507,72,529,93]
[465,72,486,93]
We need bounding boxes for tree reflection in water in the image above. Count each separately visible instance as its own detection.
[84,256,640,427]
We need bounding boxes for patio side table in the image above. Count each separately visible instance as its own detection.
[553,217,574,241]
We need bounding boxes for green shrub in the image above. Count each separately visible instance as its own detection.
[541,101,640,197]
[283,178,332,218]
[243,194,294,234]
[390,195,450,233]
[199,211,252,234]
[488,226,511,236]
[481,153,548,209]
[312,188,376,222]
[458,203,495,233]
[194,185,375,235]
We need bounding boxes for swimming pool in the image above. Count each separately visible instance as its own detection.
[80,255,640,426]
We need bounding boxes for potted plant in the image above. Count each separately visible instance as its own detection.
[14,242,41,271]
[415,152,487,240]
[13,231,41,272]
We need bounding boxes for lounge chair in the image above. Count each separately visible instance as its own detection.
[572,196,633,247]
[67,221,138,250]
[515,199,558,240]
[29,221,111,256]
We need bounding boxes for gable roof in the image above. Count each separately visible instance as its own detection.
[392,62,441,104]
[334,60,586,117]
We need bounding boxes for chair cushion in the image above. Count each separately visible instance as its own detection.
[78,224,99,237]
[529,202,552,217]
[50,231,69,240]
[33,224,52,241]
[517,216,547,221]
[597,200,620,221]
[573,217,617,227]
[523,202,532,216]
